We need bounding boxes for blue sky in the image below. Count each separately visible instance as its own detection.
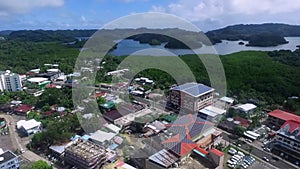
[1,0,300,31]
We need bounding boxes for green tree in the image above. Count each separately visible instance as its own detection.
[31,160,53,169]
[96,97,106,104]
[233,126,246,136]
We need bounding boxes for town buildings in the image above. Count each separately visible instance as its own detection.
[272,120,300,163]
[64,139,107,169]
[16,119,42,136]
[168,83,214,112]
[0,150,20,169]
[147,114,224,168]
[267,109,300,130]
[0,70,22,92]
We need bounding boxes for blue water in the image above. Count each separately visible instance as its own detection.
[108,37,300,56]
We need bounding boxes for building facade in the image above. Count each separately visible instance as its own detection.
[267,109,300,130]
[0,70,22,92]
[169,83,214,112]
[272,120,300,163]
[64,139,106,169]
[0,150,20,169]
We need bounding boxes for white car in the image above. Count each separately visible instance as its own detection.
[263,156,270,162]
[228,149,237,155]
[227,164,235,168]
[237,151,245,157]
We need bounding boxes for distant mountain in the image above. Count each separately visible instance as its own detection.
[0,30,13,37]
[206,23,300,46]
[5,23,300,47]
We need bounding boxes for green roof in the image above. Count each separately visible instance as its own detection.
[100,101,115,109]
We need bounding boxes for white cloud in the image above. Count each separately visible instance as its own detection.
[158,0,300,22]
[231,0,300,14]
[0,0,64,16]
[151,5,166,13]
[80,16,87,22]
[165,0,225,22]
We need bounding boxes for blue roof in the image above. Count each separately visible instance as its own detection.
[81,134,91,141]
[171,83,214,97]
[108,143,119,150]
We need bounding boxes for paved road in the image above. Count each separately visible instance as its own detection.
[222,132,297,169]
[0,114,56,168]
[0,114,22,150]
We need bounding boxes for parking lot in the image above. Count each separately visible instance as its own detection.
[0,130,13,151]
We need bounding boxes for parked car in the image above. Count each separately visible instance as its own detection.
[20,148,25,154]
[263,156,270,162]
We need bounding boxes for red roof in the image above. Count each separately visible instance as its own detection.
[162,134,180,144]
[44,110,55,116]
[234,116,251,128]
[46,84,57,88]
[14,104,33,113]
[162,114,215,157]
[194,147,209,155]
[210,148,224,157]
[92,92,106,99]
[181,142,198,156]
[281,120,300,136]
[268,109,300,122]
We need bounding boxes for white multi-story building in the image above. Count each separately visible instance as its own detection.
[0,70,22,92]
[0,150,20,169]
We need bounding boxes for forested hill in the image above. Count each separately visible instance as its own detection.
[206,23,300,46]
[3,23,300,47]
[7,29,97,42]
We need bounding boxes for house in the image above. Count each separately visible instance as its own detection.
[16,119,41,136]
[148,149,179,168]
[199,105,226,122]
[27,77,50,89]
[0,150,20,169]
[219,96,234,109]
[35,71,63,82]
[218,117,251,132]
[267,109,300,130]
[14,104,33,116]
[104,123,121,133]
[89,130,117,145]
[237,103,257,115]
[168,82,214,112]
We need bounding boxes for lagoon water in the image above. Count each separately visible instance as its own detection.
[108,37,300,56]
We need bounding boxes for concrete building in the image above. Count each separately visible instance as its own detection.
[89,130,117,145]
[168,83,214,112]
[267,109,300,130]
[208,148,224,169]
[0,70,22,92]
[147,114,223,169]
[0,150,20,169]
[17,119,41,136]
[199,106,226,123]
[272,120,300,163]
[237,103,257,115]
[27,77,50,89]
[64,139,106,169]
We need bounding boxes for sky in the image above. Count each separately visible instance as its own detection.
[0,0,300,31]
